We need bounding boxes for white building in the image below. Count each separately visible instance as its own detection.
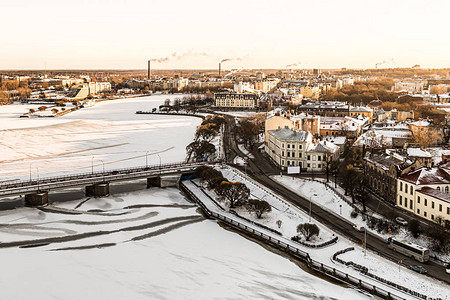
[265,127,339,172]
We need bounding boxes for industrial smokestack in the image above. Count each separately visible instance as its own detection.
[148,60,151,79]
[219,63,221,76]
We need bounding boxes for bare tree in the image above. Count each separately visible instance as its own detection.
[297,223,320,241]
[246,199,271,218]
[215,181,250,208]
[186,140,216,161]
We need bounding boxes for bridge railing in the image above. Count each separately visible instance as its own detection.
[180,180,407,300]
[0,161,218,190]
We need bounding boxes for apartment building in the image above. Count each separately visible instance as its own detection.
[214,93,259,109]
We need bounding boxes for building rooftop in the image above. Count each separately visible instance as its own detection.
[399,167,450,185]
[416,186,450,204]
[407,148,432,158]
[268,127,310,142]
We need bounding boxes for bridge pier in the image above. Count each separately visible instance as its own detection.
[25,191,49,206]
[86,182,110,197]
[147,177,161,188]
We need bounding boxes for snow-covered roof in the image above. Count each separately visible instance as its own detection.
[407,148,431,158]
[268,127,310,142]
[350,106,373,112]
[409,119,431,127]
[399,167,450,185]
[307,140,339,153]
[416,187,450,204]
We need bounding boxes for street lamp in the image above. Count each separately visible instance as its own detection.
[91,156,94,175]
[309,193,317,223]
[145,151,149,169]
[156,153,162,174]
[36,166,40,191]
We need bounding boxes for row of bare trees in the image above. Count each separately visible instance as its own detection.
[186,115,225,162]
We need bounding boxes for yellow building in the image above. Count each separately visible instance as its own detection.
[349,107,373,123]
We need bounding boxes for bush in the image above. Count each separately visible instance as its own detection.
[408,219,421,238]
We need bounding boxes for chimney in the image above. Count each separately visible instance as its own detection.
[148,60,151,79]
[219,63,221,76]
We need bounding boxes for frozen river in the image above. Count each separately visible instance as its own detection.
[0,96,368,299]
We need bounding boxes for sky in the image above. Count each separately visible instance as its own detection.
[1,0,450,70]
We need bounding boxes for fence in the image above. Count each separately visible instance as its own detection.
[180,181,411,300]
[332,248,438,300]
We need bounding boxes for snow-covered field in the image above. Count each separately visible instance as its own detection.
[0,96,202,181]
[0,98,371,299]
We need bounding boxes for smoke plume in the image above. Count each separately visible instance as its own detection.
[151,49,209,63]
[286,62,302,68]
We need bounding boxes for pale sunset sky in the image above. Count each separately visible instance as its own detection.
[1,0,449,70]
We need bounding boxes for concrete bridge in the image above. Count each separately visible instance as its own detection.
[0,161,215,206]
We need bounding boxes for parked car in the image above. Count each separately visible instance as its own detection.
[409,265,427,274]
[446,264,450,274]
[395,217,408,226]
[353,225,364,232]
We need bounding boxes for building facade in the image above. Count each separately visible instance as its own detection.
[215,93,259,108]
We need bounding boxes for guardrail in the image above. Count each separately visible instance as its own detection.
[179,181,409,300]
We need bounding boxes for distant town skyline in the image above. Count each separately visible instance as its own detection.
[1,0,450,70]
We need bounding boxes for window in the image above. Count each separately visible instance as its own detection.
[282,144,285,148]
[424,211,427,217]
[417,209,420,214]
[281,160,284,165]
[410,187,413,195]
[282,151,284,156]
[405,199,407,208]
[307,163,311,167]
[307,155,311,160]
[299,153,302,158]
[437,187,441,191]
[425,198,428,206]
[448,207,450,215]
[318,156,321,161]
[313,164,316,168]
[292,152,295,158]
[431,214,434,220]
[287,152,290,157]
[400,182,403,192]
[439,204,442,212]
[446,186,449,193]
[417,196,420,204]
[299,145,302,150]
[287,144,290,149]
[410,200,413,209]
[405,184,408,193]
[432,201,435,209]
[287,161,290,166]
[399,196,402,205]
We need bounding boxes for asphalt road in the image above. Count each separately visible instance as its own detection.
[222,116,450,285]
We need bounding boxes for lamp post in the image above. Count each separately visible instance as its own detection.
[91,156,94,175]
[309,193,317,223]
[156,154,161,174]
[145,151,149,169]
[36,166,40,191]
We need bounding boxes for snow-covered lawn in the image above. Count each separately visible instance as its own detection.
[212,167,335,243]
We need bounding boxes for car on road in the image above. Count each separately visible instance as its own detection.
[395,217,408,226]
[409,265,427,274]
[353,225,365,232]
[446,264,450,274]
